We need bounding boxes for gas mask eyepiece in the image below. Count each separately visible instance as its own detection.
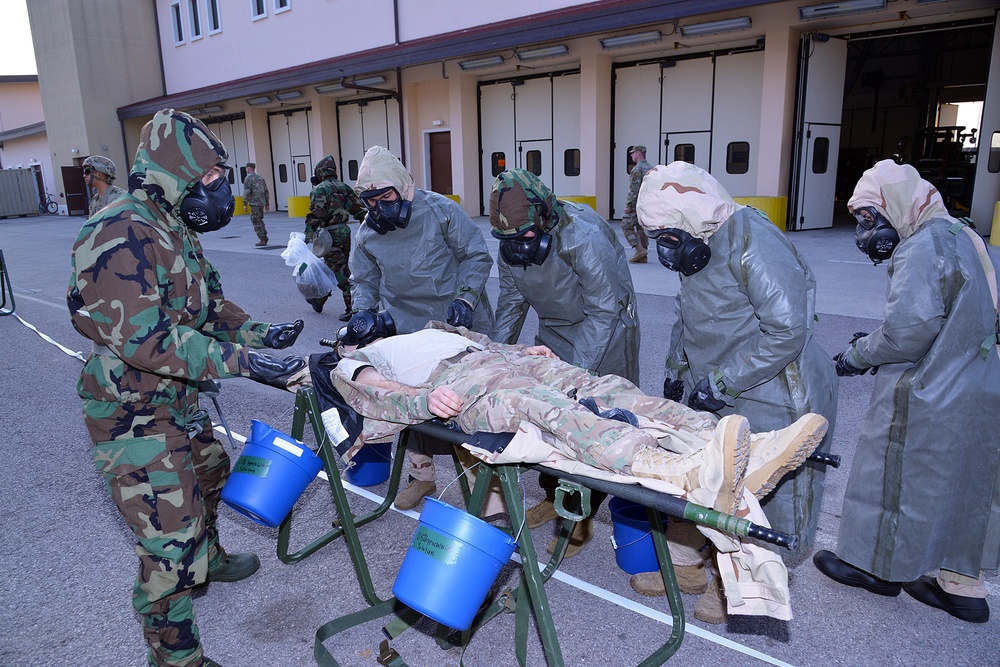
[853,206,899,265]
[361,187,412,234]
[180,167,235,233]
[651,228,711,276]
[492,225,552,268]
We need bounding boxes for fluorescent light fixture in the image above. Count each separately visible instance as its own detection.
[353,75,387,87]
[275,90,303,101]
[679,16,751,38]
[245,96,271,106]
[516,44,569,61]
[200,105,223,114]
[798,0,885,21]
[314,82,344,94]
[600,30,662,49]
[458,55,505,71]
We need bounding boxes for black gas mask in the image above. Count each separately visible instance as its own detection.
[336,310,396,349]
[310,176,320,186]
[853,206,899,265]
[361,187,412,235]
[180,169,235,233]
[652,228,711,276]
[492,225,552,268]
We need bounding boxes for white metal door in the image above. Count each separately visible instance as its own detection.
[205,118,248,197]
[711,51,765,197]
[516,140,553,188]
[552,73,581,197]
[270,109,311,211]
[662,131,711,170]
[480,82,516,214]
[971,17,1000,236]
[612,63,661,218]
[291,155,313,197]
[337,97,403,188]
[791,35,848,230]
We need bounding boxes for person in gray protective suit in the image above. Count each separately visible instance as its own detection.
[813,160,1000,624]
[636,161,838,624]
[489,168,639,560]
[350,146,495,511]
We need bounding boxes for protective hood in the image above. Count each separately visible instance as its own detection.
[847,160,952,240]
[489,169,564,235]
[353,146,415,201]
[127,109,229,215]
[636,161,742,240]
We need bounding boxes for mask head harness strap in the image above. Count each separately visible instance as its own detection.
[180,163,236,233]
[853,205,900,265]
[336,310,397,349]
[649,227,711,276]
[360,186,412,235]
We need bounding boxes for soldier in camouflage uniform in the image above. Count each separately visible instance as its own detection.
[68,109,306,667]
[622,145,653,263]
[303,155,366,320]
[83,154,127,217]
[242,161,270,246]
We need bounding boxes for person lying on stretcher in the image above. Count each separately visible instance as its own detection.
[321,310,828,520]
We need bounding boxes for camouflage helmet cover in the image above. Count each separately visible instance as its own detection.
[82,155,117,181]
[314,155,338,181]
[489,169,564,236]
[847,159,952,240]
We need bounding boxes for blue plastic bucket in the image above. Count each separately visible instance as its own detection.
[345,442,391,486]
[609,497,666,575]
[221,420,323,528]
[392,497,518,630]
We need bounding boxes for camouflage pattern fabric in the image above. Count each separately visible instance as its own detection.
[304,176,365,310]
[636,161,742,240]
[243,170,270,242]
[67,109,270,667]
[89,184,127,217]
[847,159,951,239]
[622,158,653,250]
[489,169,564,235]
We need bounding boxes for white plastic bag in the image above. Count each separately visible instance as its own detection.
[281,232,337,301]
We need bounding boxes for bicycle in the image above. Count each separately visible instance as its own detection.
[39,192,58,215]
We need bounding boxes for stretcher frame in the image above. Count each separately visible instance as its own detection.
[277,388,795,667]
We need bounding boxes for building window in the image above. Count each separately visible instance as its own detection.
[188,0,202,40]
[278,163,288,183]
[274,0,291,14]
[563,149,580,177]
[207,0,222,33]
[349,160,359,181]
[297,162,308,182]
[525,150,542,176]
[170,2,184,44]
[989,131,1000,174]
[252,0,266,20]
[726,141,750,175]
[491,152,506,177]
[812,137,829,174]
[674,143,695,164]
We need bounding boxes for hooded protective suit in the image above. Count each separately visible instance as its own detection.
[637,161,838,557]
[68,109,273,667]
[836,160,1000,581]
[490,169,640,383]
[350,146,494,334]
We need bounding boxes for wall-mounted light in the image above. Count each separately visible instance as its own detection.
[315,82,344,94]
[798,0,885,21]
[275,90,303,101]
[600,30,662,50]
[458,55,505,71]
[432,119,443,127]
[353,75,387,87]
[679,16,752,38]
[245,96,272,106]
[201,105,223,114]
[516,44,569,61]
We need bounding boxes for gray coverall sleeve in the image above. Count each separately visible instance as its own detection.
[855,236,944,366]
[568,241,622,371]
[492,261,530,344]
[718,232,809,394]
[441,208,493,307]
[349,241,381,311]
[665,299,688,378]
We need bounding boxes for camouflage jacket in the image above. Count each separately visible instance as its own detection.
[304,177,365,239]
[68,110,268,411]
[623,159,653,219]
[89,184,127,218]
[242,171,269,207]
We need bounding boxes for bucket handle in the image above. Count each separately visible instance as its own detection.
[610,530,652,551]
[440,461,529,544]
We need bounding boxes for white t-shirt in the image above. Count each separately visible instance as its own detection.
[338,329,484,386]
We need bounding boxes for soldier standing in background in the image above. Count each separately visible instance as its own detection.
[83,155,127,217]
[304,155,366,321]
[622,145,653,263]
[242,162,270,246]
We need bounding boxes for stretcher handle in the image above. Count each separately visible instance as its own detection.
[747,524,797,551]
[807,451,841,468]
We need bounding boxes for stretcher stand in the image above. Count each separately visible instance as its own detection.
[277,388,797,666]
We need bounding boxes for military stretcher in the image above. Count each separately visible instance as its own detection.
[276,387,819,667]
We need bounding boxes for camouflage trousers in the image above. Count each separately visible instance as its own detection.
[319,224,352,311]
[86,400,230,667]
[431,350,714,473]
[621,212,648,251]
[248,205,268,242]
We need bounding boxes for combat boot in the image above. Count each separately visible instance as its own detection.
[525,498,559,528]
[394,478,437,511]
[630,560,710,597]
[208,552,260,583]
[546,517,595,558]
[628,249,648,263]
[693,572,728,624]
[744,413,828,498]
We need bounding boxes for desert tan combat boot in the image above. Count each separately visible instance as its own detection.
[744,413,828,499]
[693,570,728,624]
[628,248,648,263]
[525,498,559,528]
[630,561,710,597]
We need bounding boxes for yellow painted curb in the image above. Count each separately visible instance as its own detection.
[561,195,596,210]
[734,196,788,231]
[288,196,310,218]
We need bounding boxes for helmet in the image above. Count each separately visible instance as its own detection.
[313,155,338,184]
[336,310,396,348]
[82,155,117,181]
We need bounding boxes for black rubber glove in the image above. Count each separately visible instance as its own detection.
[247,350,307,390]
[663,377,685,402]
[263,319,304,349]
[687,376,726,413]
[833,346,870,377]
[446,299,474,328]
